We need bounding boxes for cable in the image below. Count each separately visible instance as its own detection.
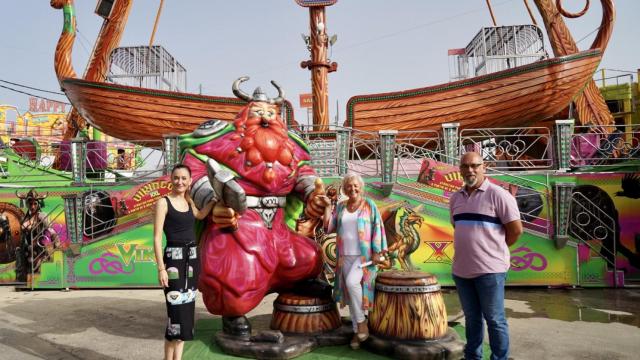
[0,84,70,105]
[333,0,517,53]
[575,26,600,45]
[76,27,95,58]
[0,79,65,96]
[600,68,637,74]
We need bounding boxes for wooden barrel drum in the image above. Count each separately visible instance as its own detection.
[369,270,448,340]
[270,293,341,334]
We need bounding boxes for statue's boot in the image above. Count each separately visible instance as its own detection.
[222,315,251,337]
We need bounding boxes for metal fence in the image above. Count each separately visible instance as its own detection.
[460,127,554,169]
[3,122,638,188]
[571,125,640,167]
[393,130,441,181]
[1,136,168,185]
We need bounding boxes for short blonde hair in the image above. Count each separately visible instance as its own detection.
[342,173,364,192]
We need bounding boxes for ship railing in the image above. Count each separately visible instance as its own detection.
[570,124,640,167]
[459,127,554,170]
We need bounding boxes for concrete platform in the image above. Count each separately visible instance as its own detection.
[0,287,638,359]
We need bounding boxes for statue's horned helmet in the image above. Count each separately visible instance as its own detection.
[232,76,284,105]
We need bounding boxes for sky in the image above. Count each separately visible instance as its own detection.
[1,0,638,127]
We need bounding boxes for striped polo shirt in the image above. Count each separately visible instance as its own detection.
[449,178,520,278]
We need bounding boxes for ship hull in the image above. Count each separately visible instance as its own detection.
[346,50,602,133]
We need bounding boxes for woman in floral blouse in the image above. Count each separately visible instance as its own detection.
[321,173,387,350]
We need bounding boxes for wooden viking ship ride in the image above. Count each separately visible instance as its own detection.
[52,0,295,143]
[61,79,295,143]
[346,0,615,133]
[345,49,603,133]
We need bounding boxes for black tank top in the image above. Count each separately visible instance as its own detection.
[162,196,196,245]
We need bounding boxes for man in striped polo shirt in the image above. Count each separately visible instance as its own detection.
[450,152,522,360]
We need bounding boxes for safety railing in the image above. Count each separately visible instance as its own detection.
[348,128,382,178]
[1,140,73,184]
[570,125,640,167]
[567,191,619,287]
[394,130,442,181]
[1,136,169,186]
[84,139,166,184]
[296,125,340,177]
[81,189,118,241]
[593,72,635,89]
[459,127,554,170]
[21,205,65,288]
[485,167,551,235]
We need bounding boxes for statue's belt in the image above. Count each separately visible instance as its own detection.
[245,196,287,209]
[244,196,287,229]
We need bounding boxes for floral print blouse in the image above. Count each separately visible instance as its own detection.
[327,197,387,310]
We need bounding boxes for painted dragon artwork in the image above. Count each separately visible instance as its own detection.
[179,77,330,336]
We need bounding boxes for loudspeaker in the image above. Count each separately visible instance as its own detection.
[95,0,115,19]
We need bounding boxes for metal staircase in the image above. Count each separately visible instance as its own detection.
[568,191,624,287]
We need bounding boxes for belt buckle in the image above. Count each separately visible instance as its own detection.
[261,196,280,208]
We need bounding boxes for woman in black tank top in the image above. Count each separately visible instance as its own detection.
[153,164,214,360]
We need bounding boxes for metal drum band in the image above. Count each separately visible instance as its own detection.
[375,283,441,293]
[273,303,335,313]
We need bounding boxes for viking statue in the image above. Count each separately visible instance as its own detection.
[179,77,329,336]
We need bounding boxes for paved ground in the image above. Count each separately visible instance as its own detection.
[0,286,638,359]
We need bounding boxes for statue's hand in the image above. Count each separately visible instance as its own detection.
[305,178,330,219]
[212,202,240,230]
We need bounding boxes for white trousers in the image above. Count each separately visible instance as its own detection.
[342,255,366,332]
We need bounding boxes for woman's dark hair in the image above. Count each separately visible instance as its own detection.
[171,164,191,176]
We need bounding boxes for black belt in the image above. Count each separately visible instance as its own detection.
[166,241,196,248]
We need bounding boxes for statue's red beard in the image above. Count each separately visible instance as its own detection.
[230,115,295,184]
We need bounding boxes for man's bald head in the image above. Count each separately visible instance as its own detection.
[460,152,483,165]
